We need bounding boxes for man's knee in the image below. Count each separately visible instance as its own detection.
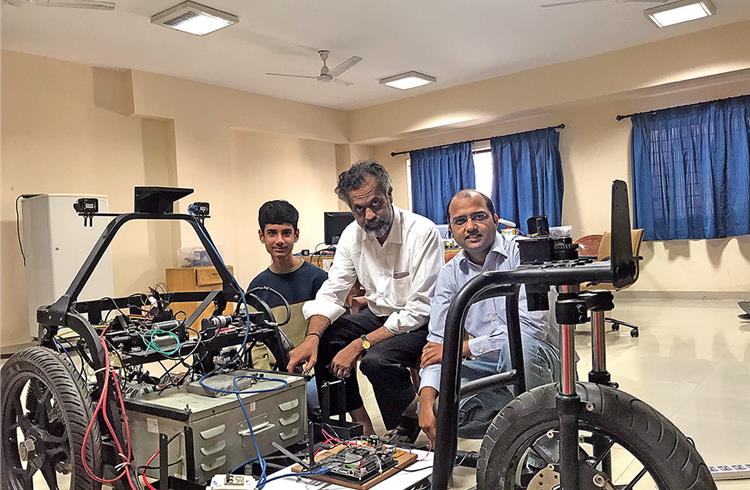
[359,350,386,377]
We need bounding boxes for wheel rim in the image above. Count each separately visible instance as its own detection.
[499,422,665,489]
[2,374,73,490]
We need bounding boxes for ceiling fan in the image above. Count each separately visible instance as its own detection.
[2,0,115,9]
[541,0,666,7]
[266,50,363,86]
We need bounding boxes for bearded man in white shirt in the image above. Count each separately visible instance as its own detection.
[287,160,443,439]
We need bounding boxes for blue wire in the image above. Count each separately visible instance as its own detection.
[53,337,86,381]
[190,217,289,488]
[236,389,267,487]
[258,467,330,488]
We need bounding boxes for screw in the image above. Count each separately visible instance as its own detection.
[585,403,595,411]
[546,430,556,439]
[593,473,607,487]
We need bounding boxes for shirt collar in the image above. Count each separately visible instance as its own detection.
[457,232,508,273]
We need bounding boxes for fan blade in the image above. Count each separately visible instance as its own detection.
[541,0,605,7]
[333,78,354,86]
[33,0,115,9]
[265,73,318,80]
[330,56,363,77]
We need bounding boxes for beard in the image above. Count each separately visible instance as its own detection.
[364,217,390,239]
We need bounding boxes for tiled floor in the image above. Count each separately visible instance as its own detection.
[9,298,750,489]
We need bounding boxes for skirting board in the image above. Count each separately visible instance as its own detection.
[615,290,748,300]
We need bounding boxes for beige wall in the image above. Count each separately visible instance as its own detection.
[1,51,350,348]
[230,130,339,281]
[1,51,179,347]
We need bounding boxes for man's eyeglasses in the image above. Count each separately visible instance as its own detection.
[451,211,490,227]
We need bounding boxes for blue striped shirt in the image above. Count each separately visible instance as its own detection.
[419,232,557,393]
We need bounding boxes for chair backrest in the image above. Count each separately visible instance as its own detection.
[574,234,603,258]
[597,229,644,261]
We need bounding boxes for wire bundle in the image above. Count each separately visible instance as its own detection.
[81,325,138,489]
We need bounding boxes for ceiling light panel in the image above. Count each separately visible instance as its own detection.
[152,1,238,36]
[645,0,714,28]
[379,71,437,90]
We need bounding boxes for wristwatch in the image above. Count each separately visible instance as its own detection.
[360,335,371,351]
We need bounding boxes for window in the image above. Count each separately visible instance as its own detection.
[472,150,494,199]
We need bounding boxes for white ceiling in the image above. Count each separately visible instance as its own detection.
[3,0,750,110]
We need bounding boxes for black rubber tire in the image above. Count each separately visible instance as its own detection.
[1,346,103,490]
[611,323,620,331]
[477,382,715,490]
[631,328,640,338]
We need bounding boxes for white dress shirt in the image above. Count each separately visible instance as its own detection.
[302,206,443,334]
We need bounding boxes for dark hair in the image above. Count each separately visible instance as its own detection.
[446,190,495,220]
[335,160,391,205]
[258,200,299,230]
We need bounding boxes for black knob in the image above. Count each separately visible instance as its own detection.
[555,298,588,324]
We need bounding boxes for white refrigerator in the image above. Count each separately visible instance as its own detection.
[21,194,114,339]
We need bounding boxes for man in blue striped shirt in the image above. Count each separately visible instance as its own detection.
[418,190,562,445]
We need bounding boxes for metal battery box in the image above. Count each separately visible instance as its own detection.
[125,370,306,483]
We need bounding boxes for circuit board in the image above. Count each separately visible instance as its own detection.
[316,444,397,483]
[292,441,418,489]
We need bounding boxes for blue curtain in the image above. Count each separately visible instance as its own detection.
[632,96,750,240]
[410,142,475,224]
[490,128,564,233]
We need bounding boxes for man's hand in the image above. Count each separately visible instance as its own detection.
[421,340,473,368]
[420,342,443,368]
[329,341,364,379]
[419,387,438,447]
[286,335,319,374]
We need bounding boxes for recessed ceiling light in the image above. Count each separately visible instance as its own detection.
[151,1,238,36]
[645,0,714,28]
[379,71,437,90]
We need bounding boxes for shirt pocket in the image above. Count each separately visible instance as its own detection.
[392,275,412,304]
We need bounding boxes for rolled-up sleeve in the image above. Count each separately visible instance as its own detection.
[418,260,458,393]
[383,227,443,334]
[302,234,358,323]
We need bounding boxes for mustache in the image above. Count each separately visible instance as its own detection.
[364,218,386,229]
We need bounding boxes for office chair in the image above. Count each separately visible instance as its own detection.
[589,229,645,337]
[574,234,604,258]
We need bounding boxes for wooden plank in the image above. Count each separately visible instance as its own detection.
[291,444,418,490]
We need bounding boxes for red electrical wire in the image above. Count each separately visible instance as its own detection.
[80,326,137,489]
[141,447,160,490]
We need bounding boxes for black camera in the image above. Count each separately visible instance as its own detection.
[73,198,99,226]
[518,216,578,265]
[73,197,99,215]
[517,215,582,311]
[188,202,210,217]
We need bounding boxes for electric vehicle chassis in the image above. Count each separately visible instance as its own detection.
[1,187,296,490]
